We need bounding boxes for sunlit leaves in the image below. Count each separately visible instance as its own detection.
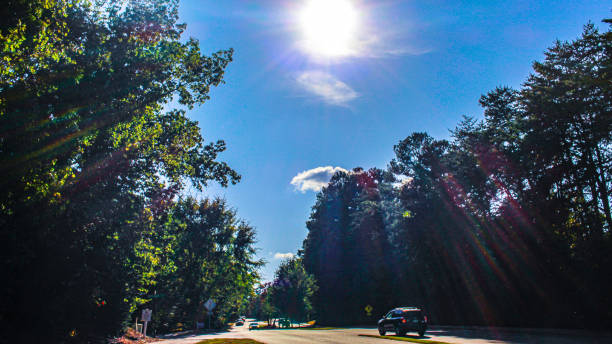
[0,0,73,85]
[139,197,263,333]
[0,0,244,341]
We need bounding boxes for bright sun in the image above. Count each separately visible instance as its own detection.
[299,0,359,57]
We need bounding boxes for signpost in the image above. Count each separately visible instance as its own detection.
[204,299,216,329]
[365,304,373,317]
[141,308,152,337]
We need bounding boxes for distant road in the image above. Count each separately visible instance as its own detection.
[161,320,612,344]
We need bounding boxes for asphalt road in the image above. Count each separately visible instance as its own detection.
[161,320,612,344]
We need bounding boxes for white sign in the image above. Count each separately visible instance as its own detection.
[141,308,152,322]
[204,299,216,311]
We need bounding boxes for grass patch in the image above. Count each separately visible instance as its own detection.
[358,334,451,344]
[194,339,265,344]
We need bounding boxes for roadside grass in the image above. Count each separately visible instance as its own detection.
[359,334,451,344]
[194,339,265,344]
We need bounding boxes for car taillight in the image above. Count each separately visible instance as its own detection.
[402,319,406,323]
[424,315,428,322]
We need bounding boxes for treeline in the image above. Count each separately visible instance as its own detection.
[248,257,317,326]
[301,22,612,329]
[0,1,259,342]
[137,197,261,335]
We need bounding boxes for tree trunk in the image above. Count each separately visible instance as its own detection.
[595,145,612,232]
[587,150,604,237]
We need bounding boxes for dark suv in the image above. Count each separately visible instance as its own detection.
[377,307,427,337]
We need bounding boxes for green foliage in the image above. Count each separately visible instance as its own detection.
[0,0,74,83]
[269,257,318,323]
[247,283,279,326]
[302,20,612,329]
[147,197,262,333]
[0,0,254,342]
[302,168,400,324]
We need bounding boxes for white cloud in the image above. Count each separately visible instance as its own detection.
[291,166,348,193]
[301,37,430,61]
[296,71,358,106]
[351,34,432,59]
[274,252,295,260]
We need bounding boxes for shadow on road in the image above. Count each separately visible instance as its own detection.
[427,326,612,344]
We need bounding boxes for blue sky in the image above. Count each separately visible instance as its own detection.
[177,0,611,281]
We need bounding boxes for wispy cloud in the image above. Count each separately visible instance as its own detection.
[351,31,432,59]
[296,71,358,106]
[356,41,432,59]
[300,36,431,62]
[274,252,295,260]
[291,166,348,193]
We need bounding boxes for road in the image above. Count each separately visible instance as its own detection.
[161,320,612,344]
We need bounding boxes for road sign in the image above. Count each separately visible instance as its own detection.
[141,308,152,337]
[365,304,373,316]
[204,299,216,311]
[141,308,152,322]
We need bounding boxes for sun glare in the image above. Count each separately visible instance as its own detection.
[299,0,359,57]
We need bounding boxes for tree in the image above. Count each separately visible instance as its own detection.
[269,257,317,324]
[301,19,612,329]
[247,283,278,326]
[0,0,73,84]
[147,197,262,333]
[301,168,399,324]
[390,20,612,328]
[0,0,244,341]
